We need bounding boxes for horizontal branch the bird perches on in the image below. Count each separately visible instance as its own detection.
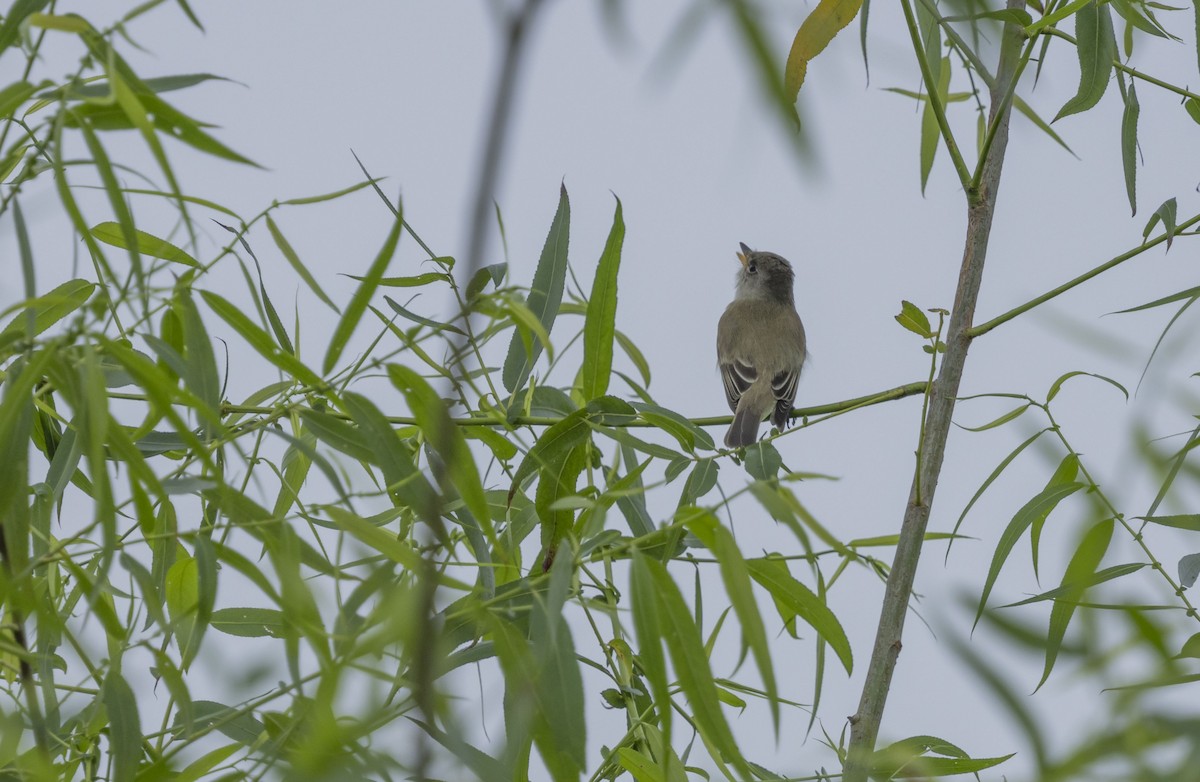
[105,380,931,430]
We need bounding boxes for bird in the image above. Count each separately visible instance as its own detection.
[716,243,807,449]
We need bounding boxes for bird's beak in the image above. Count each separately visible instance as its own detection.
[737,242,751,267]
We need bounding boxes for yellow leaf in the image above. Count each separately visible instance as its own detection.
[785,0,864,98]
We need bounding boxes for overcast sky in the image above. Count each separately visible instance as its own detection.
[14,1,1200,777]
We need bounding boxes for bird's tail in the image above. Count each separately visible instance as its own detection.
[725,409,760,448]
[725,383,772,448]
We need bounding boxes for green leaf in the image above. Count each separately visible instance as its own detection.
[166,549,203,667]
[870,734,1015,778]
[509,409,590,503]
[323,213,403,375]
[1112,283,1200,315]
[211,607,288,638]
[1002,562,1146,607]
[324,505,469,590]
[527,552,587,775]
[633,402,716,452]
[1139,514,1200,531]
[1027,0,1095,35]
[388,364,494,545]
[895,299,932,338]
[90,222,199,268]
[342,392,439,520]
[354,272,450,287]
[743,441,783,480]
[785,0,865,98]
[299,409,375,464]
[0,279,95,349]
[1142,196,1178,250]
[503,184,570,392]
[101,670,142,782]
[1036,519,1114,690]
[266,215,339,313]
[1054,1,1118,122]
[383,294,465,335]
[0,2,52,57]
[747,557,853,674]
[679,458,720,506]
[177,701,265,746]
[200,290,324,389]
[174,290,222,433]
[919,57,951,194]
[1186,97,1200,125]
[644,556,748,776]
[466,262,507,300]
[1121,78,1140,215]
[974,476,1085,630]
[629,551,672,744]
[581,196,625,401]
[1046,370,1128,402]
[535,443,588,565]
[685,509,780,733]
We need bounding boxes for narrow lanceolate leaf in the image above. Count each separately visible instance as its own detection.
[1143,197,1178,250]
[1001,562,1146,607]
[509,409,590,503]
[342,391,439,521]
[388,364,494,545]
[1029,454,1081,578]
[174,290,222,429]
[323,213,403,375]
[102,670,142,782]
[1120,78,1140,215]
[580,196,625,401]
[629,551,672,744]
[785,0,864,99]
[1054,1,1118,122]
[200,290,324,389]
[748,557,853,675]
[266,216,339,313]
[919,57,951,194]
[974,478,1085,630]
[644,557,749,777]
[503,184,570,393]
[685,509,780,734]
[0,279,95,348]
[527,553,587,776]
[91,222,199,267]
[1036,519,1114,690]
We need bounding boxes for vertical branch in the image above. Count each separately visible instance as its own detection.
[411,1,548,780]
[843,5,1026,780]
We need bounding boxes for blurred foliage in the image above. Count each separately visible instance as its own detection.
[0,1,1199,781]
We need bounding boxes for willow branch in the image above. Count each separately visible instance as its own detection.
[969,213,1200,338]
[186,381,930,429]
[844,5,1026,780]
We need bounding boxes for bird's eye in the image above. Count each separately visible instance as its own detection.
[747,263,757,274]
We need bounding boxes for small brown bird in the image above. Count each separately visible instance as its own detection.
[716,243,807,448]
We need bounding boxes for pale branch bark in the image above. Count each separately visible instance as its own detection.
[843,5,1027,780]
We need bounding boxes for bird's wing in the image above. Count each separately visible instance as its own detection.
[770,368,800,429]
[720,359,757,412]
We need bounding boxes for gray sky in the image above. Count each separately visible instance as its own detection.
[15,1,1200,777]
